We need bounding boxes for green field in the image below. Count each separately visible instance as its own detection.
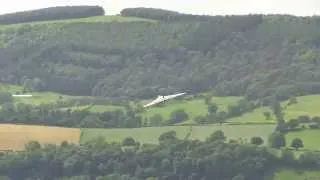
[0,83,23,93]
[285,129,320,151]
[283,95,320,120]
[63,105,124,112]
[2,82,320,129]
[14,92,65,105]
[272,169,320,180]
[0,15,156,29]
[230,95,320,124]
[143,96,241,122]
[81,124,275,145]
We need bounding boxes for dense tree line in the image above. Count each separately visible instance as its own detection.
[0,103,143,128]
[0,130,319,179]
[120,7,213,21]
[0,6,105,25]
[1,10,320,101]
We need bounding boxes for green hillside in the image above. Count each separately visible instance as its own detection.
[1,10,320,101]
[1,6,320,179]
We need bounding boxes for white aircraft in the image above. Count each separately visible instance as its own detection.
[143,92,186,108]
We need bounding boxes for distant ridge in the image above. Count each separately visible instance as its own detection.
[0,5,105,25]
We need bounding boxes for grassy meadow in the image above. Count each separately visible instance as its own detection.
[272,169,320,180]
[0,15,156,30]
[285,129,320,151]
[143,96,241,123]
[229,95,320,124]
[81,124,275,145]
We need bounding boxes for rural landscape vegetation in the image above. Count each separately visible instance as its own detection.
[0,5,319,180]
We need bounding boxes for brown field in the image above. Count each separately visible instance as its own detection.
[0,124,81,151]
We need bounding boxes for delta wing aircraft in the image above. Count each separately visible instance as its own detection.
[143,92,186,108]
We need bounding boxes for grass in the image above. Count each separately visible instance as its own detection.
[13,92,64,105]
[80,124,275,145]
[230,95,320,124]
[143,96,241,122]
[63,105,124,113]
[283,95,320,120]
[0,124,80,151]
[0,15,156,30]
[0,83,23,93]
[285,129,320,151]
[272,169,320,180]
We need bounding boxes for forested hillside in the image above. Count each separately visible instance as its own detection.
[1,8,320,102]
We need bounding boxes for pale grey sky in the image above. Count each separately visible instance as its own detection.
[0,0,320,16]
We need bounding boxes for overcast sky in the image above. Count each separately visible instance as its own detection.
[0,0,320,16]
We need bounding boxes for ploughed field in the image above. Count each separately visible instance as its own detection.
[0,124,80,151]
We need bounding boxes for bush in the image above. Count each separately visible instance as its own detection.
[122,137,136,146]
[291,138,304,150]
[168,109,189,124]
[250,137,264,146]
[0,92,12,104]
[206,130,226,142]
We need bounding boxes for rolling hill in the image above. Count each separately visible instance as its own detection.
[1,6,320,180]
[0,8,320,102]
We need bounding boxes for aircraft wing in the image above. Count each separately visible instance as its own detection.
[164,93,186,100]
[143,93,186,108]
[143,96,165,108]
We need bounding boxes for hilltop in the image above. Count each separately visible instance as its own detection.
[0,7,320,102]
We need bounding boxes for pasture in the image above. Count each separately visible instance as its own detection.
[285,129,320,151]
[143,96,241,122]
[0,124,80,151]
[63,105,124,113]
[0,15,156,30]
[229,95,320,124]
[272,169,320,180]
[81,124,275,145]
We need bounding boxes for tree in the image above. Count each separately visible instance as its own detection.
[168,109,188,124]
[24,141,41,151]
[122,137,136,146]
[268,132,286,149]
[263,111,271,120]
[250,137,264,146]
[204,95,211,105]
[291,138,304,150]
[23,78,35,92]
[208,103,218,115]
[288,96,298,106]
[149,114,163,126]
[194,115,207,124]
[79,114,104,128]
[281,149,295,164]
[158,131,178,144]
[0,92,13,104]
[206,130,226,142]
[286,118,299,129]
[232,174,245,180]
[270,98,285,124]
